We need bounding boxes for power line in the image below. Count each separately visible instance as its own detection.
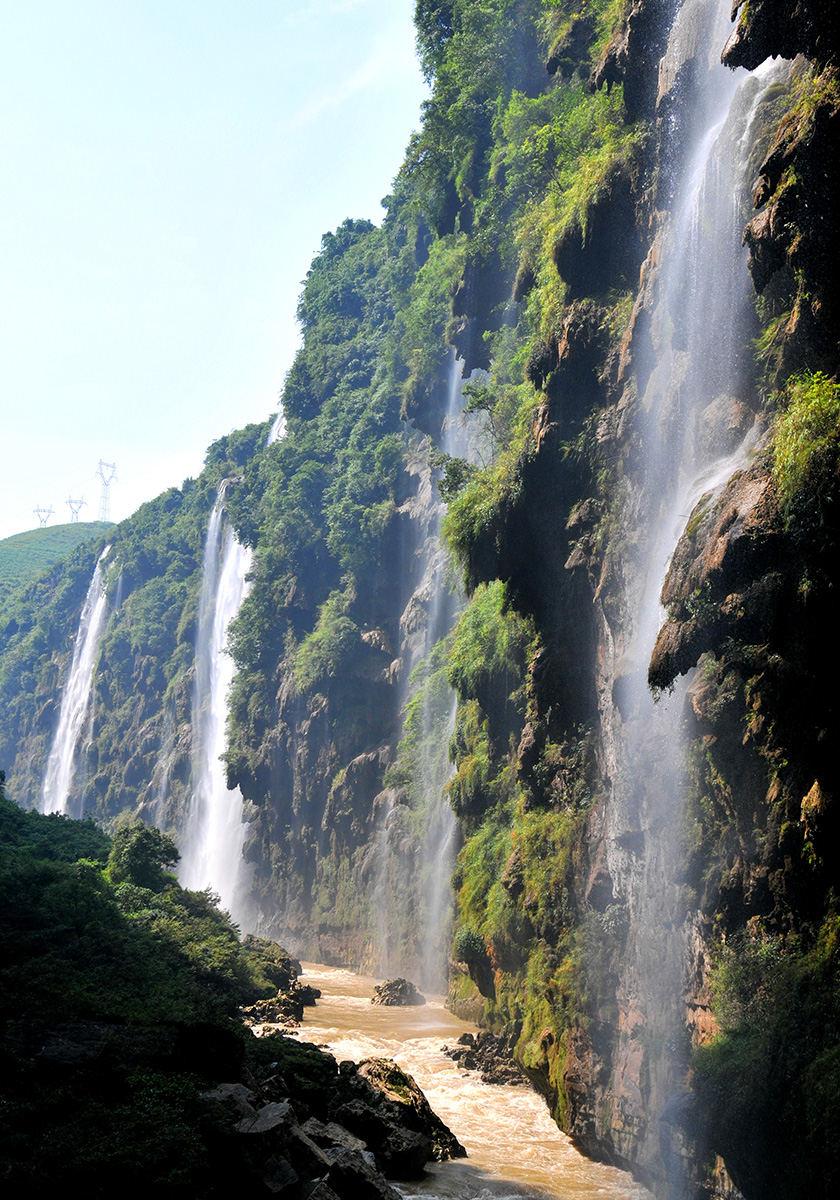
[33,505,54,528]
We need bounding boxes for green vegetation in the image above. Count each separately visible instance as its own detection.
[0,521,114,605]
[773,370,840,522]
[0,784,275,1029]
[693,919,840,1198]
[0,773,291,1196]
[3,5,834,1189]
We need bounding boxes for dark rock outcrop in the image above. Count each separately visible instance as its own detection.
[371,978,426,1007]
[442,1030,527,1086]
[202,1040,464,1194]
[347,1056,466,1163]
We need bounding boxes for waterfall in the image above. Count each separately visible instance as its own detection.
[41,546,111,816]
[179,411,286,923]
[372,353,482,988]
[179,495,254,921]
[268,408,287,444]
[415,356,474,987]
[601,0,789,1185]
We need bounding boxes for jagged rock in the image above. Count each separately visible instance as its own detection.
[298,984,322,1006]
[442,1030,527,1087]
[374,1126,431,1179]
[371,978,426,1007]
[722,0,840,71]
[356,1057,466,1161]
[301,1117,368,1156]
[261,1155,300,1197]
[285,1124,335,1177]
[241,979,321,1028]
[590,0,671,120]
[326,1148,402,1200]
[331,1098,430,1176]
[236,1099,299,1136]
[199,1081,259,1122]
[649,452,785,690]
[306,1185,342,1200]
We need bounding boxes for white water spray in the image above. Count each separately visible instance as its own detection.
[602,0,790,1184]
[179,497,254,920]
[41,546,111,816]
[415,356,476,987]
[179,411,286,922]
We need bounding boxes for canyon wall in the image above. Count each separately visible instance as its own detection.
[0,2,837,1197]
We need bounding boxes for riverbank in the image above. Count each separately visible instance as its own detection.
[295,965,653,1200]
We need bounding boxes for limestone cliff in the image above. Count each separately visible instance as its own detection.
[0,3,837,1198]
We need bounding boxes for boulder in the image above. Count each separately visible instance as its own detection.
[356,1058,466,1161]
[326,1148,403,1200]
[261,1154,300,1197]
[241,978,320,1027]
[235,1099,299,1136]
[442,1030,527,1086]
[370,978,426,1006]
[199,1082,259,1122]
[301,1117,368,1155]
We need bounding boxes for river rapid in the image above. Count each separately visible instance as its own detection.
[295,965,654,1200]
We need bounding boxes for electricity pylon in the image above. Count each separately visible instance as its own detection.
[34,505,54,527]
[96,460,117,522]
[66,496,86,523]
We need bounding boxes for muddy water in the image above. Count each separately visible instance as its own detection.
[296,965,653,1200]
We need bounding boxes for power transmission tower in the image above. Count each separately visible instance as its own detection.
[66,496,87,523]
[34,505,54,527]
[96,460,117,522]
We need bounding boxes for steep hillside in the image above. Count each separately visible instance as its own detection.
[0,2,837,1198]
[0,522,113,604]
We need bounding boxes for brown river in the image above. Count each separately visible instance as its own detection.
[294,965,654,1200]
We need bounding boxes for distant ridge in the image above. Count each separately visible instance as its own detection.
[0,522,114,604]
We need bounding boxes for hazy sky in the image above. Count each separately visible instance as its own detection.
[0,1,427,540]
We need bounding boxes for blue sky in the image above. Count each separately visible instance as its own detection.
[0,1,427,538]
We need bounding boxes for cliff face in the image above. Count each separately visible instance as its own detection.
[438,2,839,1199]
[0,3,838,1198]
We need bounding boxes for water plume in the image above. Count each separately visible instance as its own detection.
[41,545,112,816]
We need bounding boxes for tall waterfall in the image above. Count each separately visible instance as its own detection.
[179,494,254,921]
[41,546,111,816]
[601,0,789,1186]
[374,354,477,989]
[179,411,285,922]
[417,357,474,987]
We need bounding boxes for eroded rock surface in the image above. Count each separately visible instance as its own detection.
[371,978,426,1007]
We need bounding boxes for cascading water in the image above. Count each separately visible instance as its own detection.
[179,411,287,922]
[372,354,479,989]
[296,965,654,1200]
[601,0,789,1187]
[41,546,111,816]
[416,357,476,988]
[179,494,255,924]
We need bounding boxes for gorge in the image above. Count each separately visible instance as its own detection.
[1,2,838,1198]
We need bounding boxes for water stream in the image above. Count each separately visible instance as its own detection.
[41,545,111,816]
[179,498,254,921]
[178,410,287,920]
[296,965,654,1200]
[601,0,790,1183]
[376,354,479,988]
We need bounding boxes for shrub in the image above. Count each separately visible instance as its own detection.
[453,925,487,963]
[773,370,840,522]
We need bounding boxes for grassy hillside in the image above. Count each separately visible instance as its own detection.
[0,522,114,605]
